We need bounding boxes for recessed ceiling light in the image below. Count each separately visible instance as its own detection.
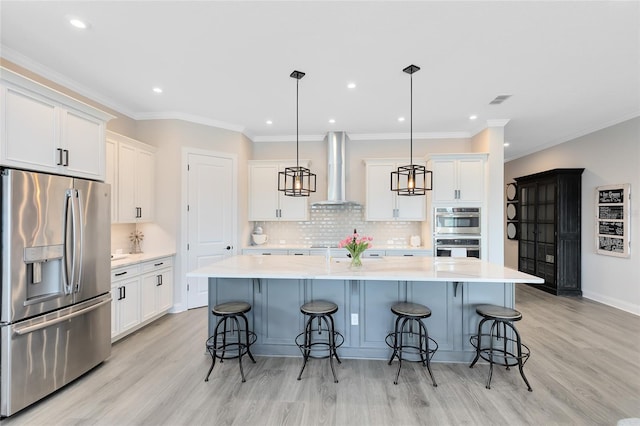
[328,119,335,124]
[69,18,87,29]
[469,115,478,120]
[152,87,163,94]
[504,142,510,147]
[347,82,356,89]
[398,117,405,122]
[266,120,273,125]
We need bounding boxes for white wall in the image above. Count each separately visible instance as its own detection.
[505,117,640,315]
[135,119,253,311]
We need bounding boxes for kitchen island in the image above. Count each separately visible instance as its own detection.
[188,255,543,362]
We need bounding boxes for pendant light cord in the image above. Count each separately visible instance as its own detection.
[410,71,413,166]
[296,77,300,169]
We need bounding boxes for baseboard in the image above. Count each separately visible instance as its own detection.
[582,290,640,316]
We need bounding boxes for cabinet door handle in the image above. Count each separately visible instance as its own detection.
[56,148,63,165]
[118,286,124,300]
[63,149,69,166]
[157,274,162,286]
[122,286,126,299]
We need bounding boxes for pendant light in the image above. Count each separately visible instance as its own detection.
[278,70,317,197]
[391,64,432,196]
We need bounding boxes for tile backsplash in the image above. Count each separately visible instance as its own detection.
[252,204,422,247]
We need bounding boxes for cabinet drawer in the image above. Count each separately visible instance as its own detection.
[362,250,385,258]
[288,250,310,256]
[111,264,141,282]
[141,257,173,273]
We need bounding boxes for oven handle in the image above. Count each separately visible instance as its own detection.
[13,298,111,336]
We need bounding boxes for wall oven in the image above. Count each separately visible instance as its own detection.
[434,237,481,259]
[434,207,481,235]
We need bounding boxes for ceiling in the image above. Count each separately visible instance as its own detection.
[1,1,638,161]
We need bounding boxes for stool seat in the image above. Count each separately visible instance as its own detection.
[391,302,431,318]
[476,304,522,321]
[300,300,338,315]
[212,301,251,316]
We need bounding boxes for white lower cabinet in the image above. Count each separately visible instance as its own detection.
[111,256,174,341]
[111,264,141,339]
[140,258,174,322]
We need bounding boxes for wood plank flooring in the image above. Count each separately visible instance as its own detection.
[4,285,640,425]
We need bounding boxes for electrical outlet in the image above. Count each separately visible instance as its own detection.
[351,313,358,325]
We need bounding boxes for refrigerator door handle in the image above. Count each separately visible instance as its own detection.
[63,189,73,294]
[12,297,111,336]
[72,188,84,293]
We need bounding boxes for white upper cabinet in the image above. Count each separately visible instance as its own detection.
[365,159,426,221]
[428,154,487,204]
[0,68,113,180]
[248,160,309,221]
[105,138,117,222]
[107,131,156,223]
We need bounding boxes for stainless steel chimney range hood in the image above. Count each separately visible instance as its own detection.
[312,131,359,206]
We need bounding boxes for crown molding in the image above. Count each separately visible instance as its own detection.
[1,45,136,119]
[134,111,248,135]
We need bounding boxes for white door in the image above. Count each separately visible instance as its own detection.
[186,152,235,309]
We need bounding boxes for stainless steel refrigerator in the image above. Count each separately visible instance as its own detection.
[0,168,112,417]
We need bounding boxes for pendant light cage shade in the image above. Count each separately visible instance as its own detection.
[278,166,317,197]
[391,164,432,196]
[391,64,432,196]
[278,69,317,197]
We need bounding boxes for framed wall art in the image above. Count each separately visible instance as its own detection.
[595,184,631,257]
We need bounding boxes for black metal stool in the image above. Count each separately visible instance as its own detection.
[205,301,256,383]
[469,304,532,391]
[295,300,344,383]
[385,302,438,386]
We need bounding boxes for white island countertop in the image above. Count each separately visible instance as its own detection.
[188,255,543,283]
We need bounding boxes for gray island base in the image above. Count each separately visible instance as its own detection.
[188,255,543,363]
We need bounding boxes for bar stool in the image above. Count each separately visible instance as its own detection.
[385,302,438,386]
[469,304,532,391]
[295,300,344,383]
[205,301,256,383]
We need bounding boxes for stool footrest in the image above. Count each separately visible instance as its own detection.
[469,334,530,367]
[206,330,257,361]
[385,331,438,362]
[295,329,344,359]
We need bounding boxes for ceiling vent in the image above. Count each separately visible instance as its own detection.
[489,94,512,105]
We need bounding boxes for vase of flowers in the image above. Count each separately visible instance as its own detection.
[130,229,144,254]
[338,229,372,267]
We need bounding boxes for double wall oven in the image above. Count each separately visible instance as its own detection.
[433,207,481,258]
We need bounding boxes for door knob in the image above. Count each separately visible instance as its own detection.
[226,245,232,250]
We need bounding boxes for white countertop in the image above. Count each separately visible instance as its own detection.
[188,255,543,283]
[110,251,176,268]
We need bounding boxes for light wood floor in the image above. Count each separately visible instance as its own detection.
[5,285,640,425]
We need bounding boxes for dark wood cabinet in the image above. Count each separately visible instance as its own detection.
[515,169,584,296]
